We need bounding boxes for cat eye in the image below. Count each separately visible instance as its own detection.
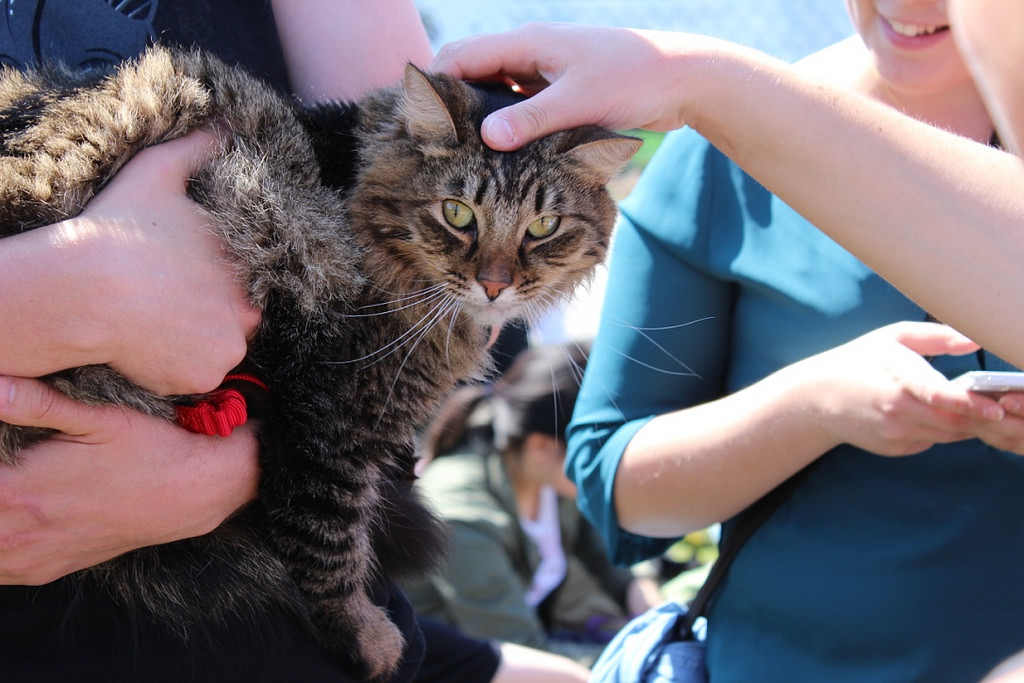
[442,199,476,230]
[526,216,561,239]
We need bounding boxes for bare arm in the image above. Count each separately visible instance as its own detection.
[431,24,1024,369]
[0,0,431,588]
[272,0,432,102]
[685,44,1024,377]
[492,642,589,683]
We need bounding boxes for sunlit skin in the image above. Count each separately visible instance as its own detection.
[949,0,1024,155]
[610,0,1005,537]
[839,0,991,141]
[428,1,1024,371]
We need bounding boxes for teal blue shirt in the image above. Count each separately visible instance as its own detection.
[567,127,1024,682]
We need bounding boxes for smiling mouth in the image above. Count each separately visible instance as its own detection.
[884,16,950,38]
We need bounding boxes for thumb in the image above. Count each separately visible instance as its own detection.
[137,125,229,185]
[0,376,97,435]
[481,86,585,151]
[183,123,233,169]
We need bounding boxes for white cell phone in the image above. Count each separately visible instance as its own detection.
[951,371,1024,394]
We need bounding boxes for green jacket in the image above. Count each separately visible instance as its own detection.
[403,445,636,663]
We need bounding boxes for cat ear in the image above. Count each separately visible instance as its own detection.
[567,136,643,184]
[400,64,459,145]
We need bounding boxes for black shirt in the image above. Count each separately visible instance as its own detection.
[0,0,290,92]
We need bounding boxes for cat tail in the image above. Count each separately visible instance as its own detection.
[371,456,449,582]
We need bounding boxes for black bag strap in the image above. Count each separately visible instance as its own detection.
[679,471,804,636]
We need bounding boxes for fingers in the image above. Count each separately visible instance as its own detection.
[882,322,1010,421]
[479,102,552,151]
[467,65,610,150]
[125,125,230,191]
[92,125,230,210]
[432,26,584,150]
[179,124,231,175]
[0,376,94,435]
[431,27,547,83]
[886,320,981,357]
[999,393,1024,416]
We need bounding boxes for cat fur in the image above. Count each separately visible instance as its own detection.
[0,46,640,680]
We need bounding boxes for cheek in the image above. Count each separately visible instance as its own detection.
[844,0,867,34]
[416,212,470,259]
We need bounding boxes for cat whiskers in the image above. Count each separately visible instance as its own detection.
[336,288,456,366]
[343,283,449,318]
[601,312,708,378]
[518,293,565,334]
[375,293,464,429]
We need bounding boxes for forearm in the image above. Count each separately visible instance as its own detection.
[615,320,992,536]
[435,24,1024,365]
[680,41,1024,366]
[272,0,432,102]
[614,365,836,537]
[492,642,590,683]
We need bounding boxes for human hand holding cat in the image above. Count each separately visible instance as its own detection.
[0,375,260,585]
[0,128,260,396]
[73,128,262,395]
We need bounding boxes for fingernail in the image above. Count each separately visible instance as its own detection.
[984,404,1005,421]
[0,377,13,409]
[484,115,516,148]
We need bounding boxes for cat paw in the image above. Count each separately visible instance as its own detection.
[354,605,404,681]
[320,595,404,681]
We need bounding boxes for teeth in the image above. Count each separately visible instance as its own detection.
[888,18,947,37]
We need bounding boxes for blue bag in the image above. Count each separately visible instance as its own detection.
[590,601,707,683]
[590,474,805,682]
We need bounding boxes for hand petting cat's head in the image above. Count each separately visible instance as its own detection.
[346,66,641,335]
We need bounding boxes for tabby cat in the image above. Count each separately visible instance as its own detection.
[0,46,639,680]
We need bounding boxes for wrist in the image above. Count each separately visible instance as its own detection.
[51,216,121,366]
[653,32,727,130]
[0,219,111,375]
[763,361,844,454]
[679,37,791,154]
[177,422,261,538]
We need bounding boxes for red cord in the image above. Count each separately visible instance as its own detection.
[224,373,269,392]
[175,388,249,437]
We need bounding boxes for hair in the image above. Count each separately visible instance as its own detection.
[420,342,590,462]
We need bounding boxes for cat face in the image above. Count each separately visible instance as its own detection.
[348,67,641,333]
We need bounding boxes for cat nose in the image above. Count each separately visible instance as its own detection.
[477,277,511,301]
